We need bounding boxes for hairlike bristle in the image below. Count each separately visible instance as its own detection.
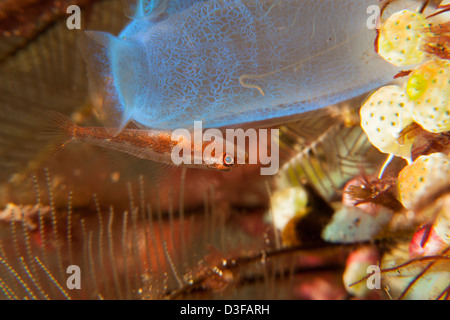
[0,167,372,300]
[1,169,449,299]
[0,0,128,182]
[0,168,271,299]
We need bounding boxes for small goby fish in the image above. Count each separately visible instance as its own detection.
[49,113,246,171]
[82,0,418,133]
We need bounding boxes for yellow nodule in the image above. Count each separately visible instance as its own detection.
[406,74,427,101]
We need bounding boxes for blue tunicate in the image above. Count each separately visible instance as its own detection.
[83,0,414,132]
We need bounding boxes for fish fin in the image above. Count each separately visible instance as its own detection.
[40,111,77,157]
[43,111,75,139]
[125,121,142,130]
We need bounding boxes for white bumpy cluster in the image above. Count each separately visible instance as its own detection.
[361,9,450,163]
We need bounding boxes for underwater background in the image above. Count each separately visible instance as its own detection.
[0,0,448,300]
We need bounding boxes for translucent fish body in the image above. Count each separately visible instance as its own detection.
[51,113,246,171]
[85,0,413,131]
